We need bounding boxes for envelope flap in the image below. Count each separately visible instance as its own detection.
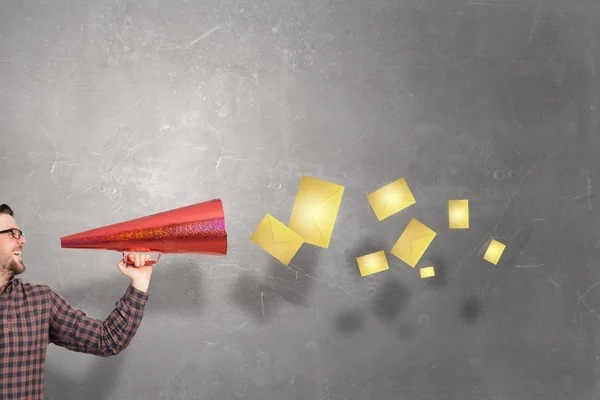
[384,180,414,206]
[269,217,300,243]
[314,186,343,209]
[408,223,436,253]
[404,218,430,238]
[409,235,434,253]
[288,176,344,248]
[311,187,344,223]
[308,186,344,242]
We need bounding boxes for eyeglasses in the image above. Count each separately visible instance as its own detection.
[0,228,24,239]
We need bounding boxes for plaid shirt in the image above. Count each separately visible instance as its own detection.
[0,278,148,399]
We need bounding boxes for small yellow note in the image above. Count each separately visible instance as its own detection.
[390,218,437,268]
[448,199,469,229]
[250,214,304,265]
[483,239,506,265]
[420,266,435,278]
[356,250,390,277]
[367,177,416,221]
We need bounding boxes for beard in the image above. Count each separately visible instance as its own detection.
[0,251,25,277]
[9,258,24,274]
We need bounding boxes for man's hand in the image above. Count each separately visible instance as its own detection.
[117,253,153,292]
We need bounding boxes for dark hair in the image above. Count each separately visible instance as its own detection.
[0,204,14,216]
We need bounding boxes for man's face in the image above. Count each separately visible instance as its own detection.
[0,214,27,277]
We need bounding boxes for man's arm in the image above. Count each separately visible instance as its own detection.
[48,253,153,356]
[48,282,149,356]
[48,283,149,356]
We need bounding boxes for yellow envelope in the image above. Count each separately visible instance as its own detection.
[288,176,344,248]
[390,218,437,268]
[420,266,435,278]
[356,250,389,277]
[448,199,469,229]
[250,214,304,265]
[483,239,505,265]
[367,177,416,221]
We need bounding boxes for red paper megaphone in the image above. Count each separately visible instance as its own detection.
[60,199,227,266]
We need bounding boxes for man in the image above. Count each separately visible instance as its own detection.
[0,203,153,399]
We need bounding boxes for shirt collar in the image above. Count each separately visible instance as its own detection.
[1,278,20,294]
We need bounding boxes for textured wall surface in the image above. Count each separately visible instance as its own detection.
[2,0,600,399]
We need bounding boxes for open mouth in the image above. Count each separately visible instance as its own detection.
[13,250,22,257]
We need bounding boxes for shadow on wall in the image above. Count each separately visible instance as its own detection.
[50,259,207,316]
[143,259,207,316]
[334,248,488,338]
[420,255,450,288]
[44,355,126,400]
[334,308,365,334]
[496,226,533,269]
[334,277,413,337]
[344,237,389,279]
[459,295,483,324]
[229,246,322,322]
[43,259,205,399]
[334,237,413,335]
[370,278,411,323]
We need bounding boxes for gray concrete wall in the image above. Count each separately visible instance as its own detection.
[2,0,599,399]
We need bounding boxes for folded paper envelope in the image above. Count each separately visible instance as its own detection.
[420,266,435,278]
[367,177,416,221]
[483,239,505,265]
[448,199,469,229]
[250,214,304,265]
[356,250,390,277]
[390,218,437,268]
[288,176,345,248]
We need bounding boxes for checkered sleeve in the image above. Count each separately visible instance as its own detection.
[48,283,149,356]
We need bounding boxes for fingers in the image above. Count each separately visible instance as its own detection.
[127,252,152,266]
